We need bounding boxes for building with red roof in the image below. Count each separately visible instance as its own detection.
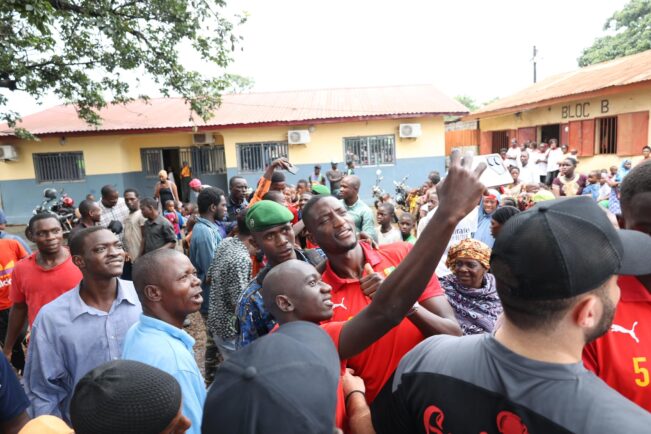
[461,50,651,172]
[0,84,466,222]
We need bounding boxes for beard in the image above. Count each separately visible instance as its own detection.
[585,291,617,344]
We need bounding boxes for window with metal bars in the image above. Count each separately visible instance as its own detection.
[194,146,226,174]
[237,142,288,172]
[344,135,395,167]
[598,117,617,154]
[141,146,226,177]
[141,148,163,177]
[33,152,85,183]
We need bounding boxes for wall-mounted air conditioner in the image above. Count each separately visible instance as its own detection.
[0,145,18,161]
[288,130,310,145]
[399,123,422,138]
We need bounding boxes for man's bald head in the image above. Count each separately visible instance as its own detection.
[262,259,333,324]
[342,175,360,191]
[340,175,361,203]
[133,249,185,297]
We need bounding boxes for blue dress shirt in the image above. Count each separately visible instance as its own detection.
[189,217,222,313]
[23,279,141,422]
[122,314,206,434]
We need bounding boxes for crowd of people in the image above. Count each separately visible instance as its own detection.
[0,144,650,433]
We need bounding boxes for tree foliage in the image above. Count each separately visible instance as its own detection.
[454,95,478,112]
[0,0,247,136]
[578,0,651,67]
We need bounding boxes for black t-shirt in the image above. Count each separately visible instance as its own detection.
[143,216,177,253]
[372,334,651,433]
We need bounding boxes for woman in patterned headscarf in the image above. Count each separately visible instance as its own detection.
[439,239,502,335]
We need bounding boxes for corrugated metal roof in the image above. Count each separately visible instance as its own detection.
[1,84,467,136]
[469,49,651,118]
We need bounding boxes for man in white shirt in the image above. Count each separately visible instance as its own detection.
[518,151,540,185]
[505,139,520,168]
[531,142,548,183]
[545,139,564,185]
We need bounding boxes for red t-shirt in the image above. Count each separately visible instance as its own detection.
[320,241,443,403]
[10,252,82,326]
[583,275,651,411]
[271,322,347,431]
[0,239,28,310]
[322,321,347,432]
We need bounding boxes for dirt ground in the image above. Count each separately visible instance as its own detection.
[185,312,207,375]
[5,224,209,373]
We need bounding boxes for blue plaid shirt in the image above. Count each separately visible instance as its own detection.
[235,248,325,349]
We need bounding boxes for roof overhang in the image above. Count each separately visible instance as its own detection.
[464,80,651,121]
[1,112,467,139]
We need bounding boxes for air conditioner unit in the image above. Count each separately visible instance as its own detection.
[192,133,215,145]
[399,123,422,138]
[0,145,18,161]
[288,130,310,145]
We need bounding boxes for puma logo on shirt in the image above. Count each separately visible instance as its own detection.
[611,321,640,344]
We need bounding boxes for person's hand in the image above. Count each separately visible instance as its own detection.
[358,233,378,249]
[342,368,366,396]
[271,157,291,171]
[435,150,486,221]
[360,263,383,299]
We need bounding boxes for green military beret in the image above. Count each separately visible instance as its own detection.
[246,200,294,232]
[311,184,330,195]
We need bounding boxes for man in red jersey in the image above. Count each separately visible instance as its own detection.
[3,214,82,361]
[584,160,651,411]
[0,236,28,370]
[260,150,486,431]
[301,190,462,404]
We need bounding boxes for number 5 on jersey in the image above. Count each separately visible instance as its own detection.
[633,357,649,387]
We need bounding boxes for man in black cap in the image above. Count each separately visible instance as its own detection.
[309,164,326,187]
[70,360,191,434]
[203,321,340,434]
[259,150,486,431]
[372,196,651,433]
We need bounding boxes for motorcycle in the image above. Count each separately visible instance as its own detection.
[33,188,78,237]
[393,175,411,212]
[371,169,386,208]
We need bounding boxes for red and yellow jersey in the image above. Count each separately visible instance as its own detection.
[321,241,442,403]
[0,239,27,310]
[583,275,651,411]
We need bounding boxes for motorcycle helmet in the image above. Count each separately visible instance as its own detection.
[62,196,75,207]
[43,188,57,199]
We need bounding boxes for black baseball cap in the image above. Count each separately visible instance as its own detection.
[491,196,651,300]
[71,360,182,434]
[202,321,339,434]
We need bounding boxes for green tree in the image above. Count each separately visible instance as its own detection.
[578,0,651,67]
[454,95,478,112]
[0,0,246,137]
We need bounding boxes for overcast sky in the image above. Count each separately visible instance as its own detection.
[4,0,629,117]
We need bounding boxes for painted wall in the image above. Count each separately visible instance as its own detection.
[218,117,445,203]
[479,87,651,142]
[477,87,651,172]
[218,117,445,167]
[0,116,445,222]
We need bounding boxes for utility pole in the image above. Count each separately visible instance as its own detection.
[532,45,538,83]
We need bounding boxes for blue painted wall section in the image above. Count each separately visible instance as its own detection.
[1,156,441,223]
[226,155,446,203]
